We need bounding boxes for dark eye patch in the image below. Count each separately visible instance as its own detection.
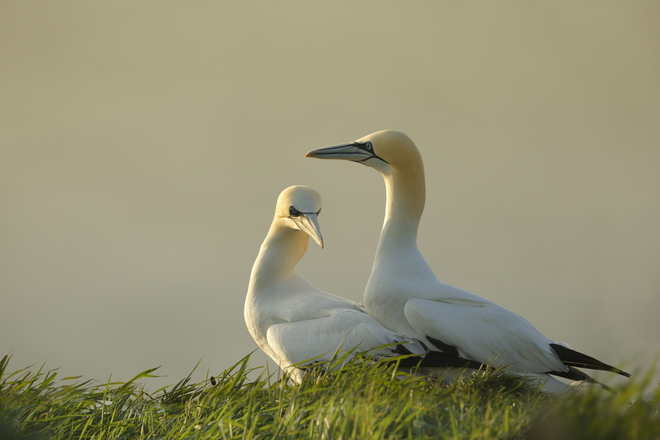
[356,141,389,165]
[288,206,321,218]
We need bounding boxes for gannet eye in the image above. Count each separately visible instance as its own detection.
[365,142,373,152]
[289,206,301,217]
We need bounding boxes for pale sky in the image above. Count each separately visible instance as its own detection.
[1,1,659,390]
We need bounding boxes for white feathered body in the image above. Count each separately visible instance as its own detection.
[245,206,425,382]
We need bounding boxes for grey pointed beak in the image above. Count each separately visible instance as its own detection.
[293,213,324,249]
[305,142,372,162]
[306,142,388,165]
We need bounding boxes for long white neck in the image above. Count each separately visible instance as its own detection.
[365,159,430,329]
[379,163,426,247]
[249,219,308,292]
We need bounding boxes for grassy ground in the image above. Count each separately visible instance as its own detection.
[1,353,659,440]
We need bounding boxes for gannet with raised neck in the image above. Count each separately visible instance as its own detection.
[244,185,483,382]
[306,130,630,391]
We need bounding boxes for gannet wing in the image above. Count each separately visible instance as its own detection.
[403,298,566,373]
[266,309,423,368]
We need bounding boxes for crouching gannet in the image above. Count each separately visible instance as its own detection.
[306,130,630,391]
[244,185,484,382]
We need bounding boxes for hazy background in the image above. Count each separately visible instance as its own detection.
[2,1,658,390]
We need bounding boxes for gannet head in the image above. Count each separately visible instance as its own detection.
[276,185,324,249]
[305,130,423,176]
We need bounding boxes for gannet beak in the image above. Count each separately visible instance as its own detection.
[306,143,363,161]
[306,142,388,165]
[305,142,375,162]
[293,213,324,249]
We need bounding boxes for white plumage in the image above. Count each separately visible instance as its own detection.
[307,130,629,391]
[245,185,431,382]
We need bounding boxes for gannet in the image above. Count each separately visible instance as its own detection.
[306,130,630,391]
[244,185,484,382]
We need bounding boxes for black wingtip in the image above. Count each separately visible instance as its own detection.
[548,366,617,394]
[426,335,460,358]
[417,351,489,370]
[387,349,488,370]
[394,344,414,356]
[550,344,630,378]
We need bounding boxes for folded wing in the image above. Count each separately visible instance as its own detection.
[267,309,425,368]
[404,297,566,373]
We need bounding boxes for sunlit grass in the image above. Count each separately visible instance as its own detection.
[1,353,658,439]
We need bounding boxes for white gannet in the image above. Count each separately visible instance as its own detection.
[306,130,629,391]
[244,185,484,382]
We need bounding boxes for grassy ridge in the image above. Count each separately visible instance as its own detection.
[1,353,658,439]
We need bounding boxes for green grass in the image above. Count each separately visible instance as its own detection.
[1,353,658,440]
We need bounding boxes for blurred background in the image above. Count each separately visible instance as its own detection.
[1,1,658,390]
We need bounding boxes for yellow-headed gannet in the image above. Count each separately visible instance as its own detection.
[306,130,629,392]
[244,185,484,382]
